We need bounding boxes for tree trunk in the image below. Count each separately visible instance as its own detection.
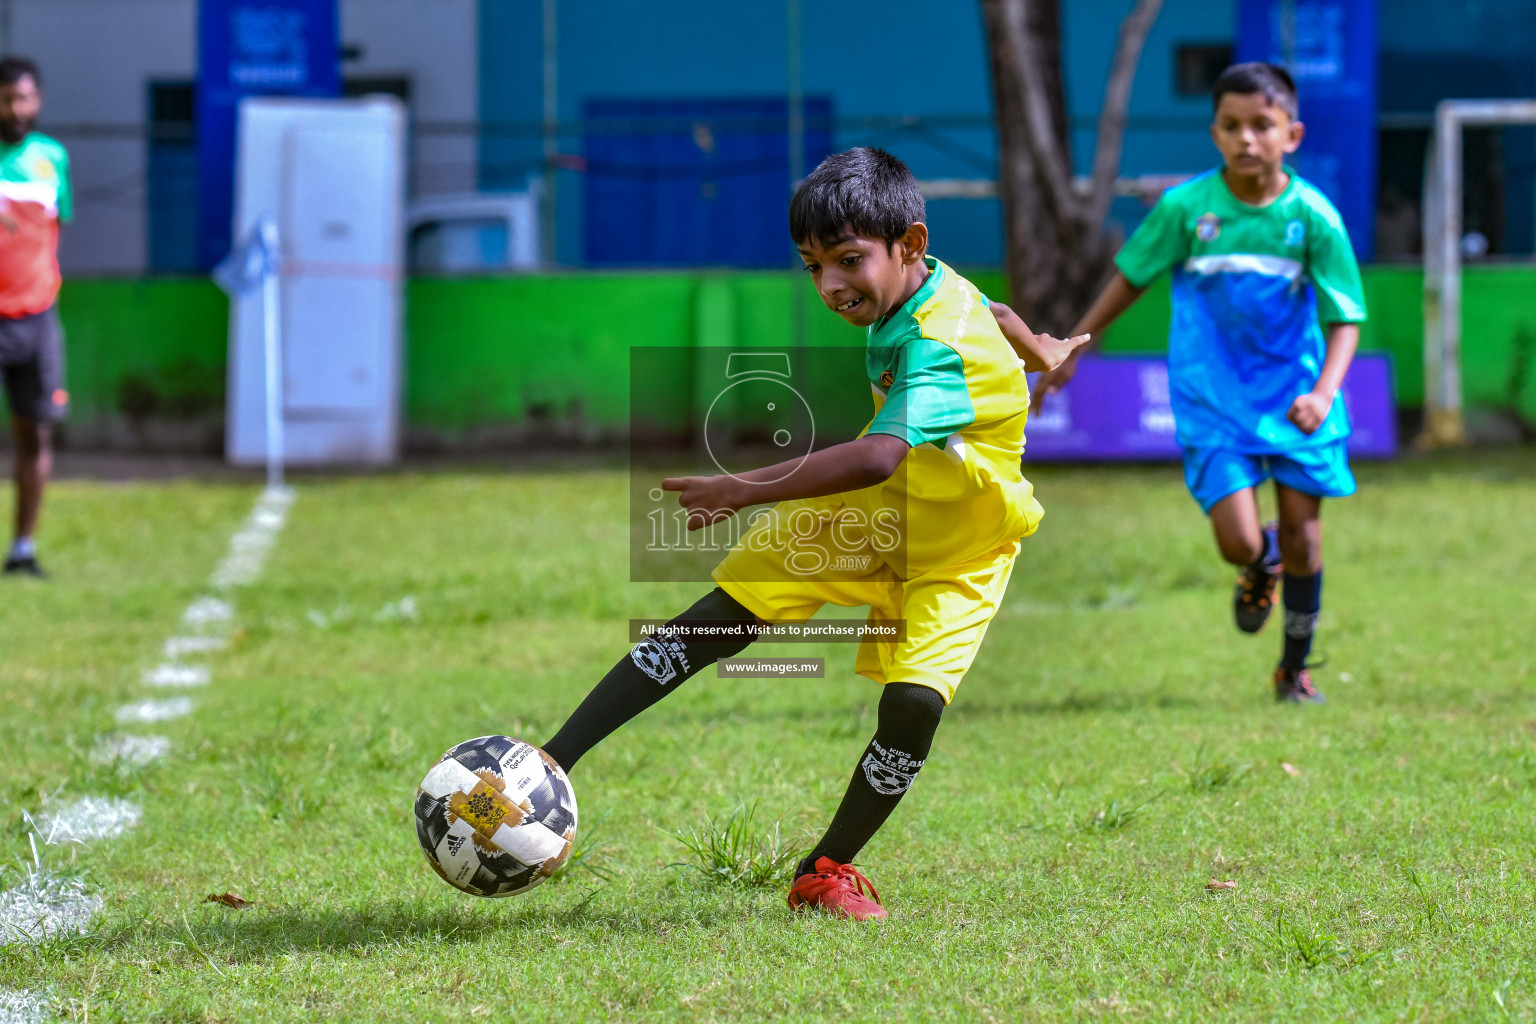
[982,0,1165,335]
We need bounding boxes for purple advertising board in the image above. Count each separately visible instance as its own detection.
[1023,353,1397,461]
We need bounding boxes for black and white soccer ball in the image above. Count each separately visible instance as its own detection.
[413,735,578,898]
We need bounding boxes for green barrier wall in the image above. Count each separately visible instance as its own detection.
[57,279,229,428]
[52,265,1536,443]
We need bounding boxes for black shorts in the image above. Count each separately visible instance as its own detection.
[0,306,68,422]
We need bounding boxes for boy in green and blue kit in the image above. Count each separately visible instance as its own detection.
[1036,62,1367,703]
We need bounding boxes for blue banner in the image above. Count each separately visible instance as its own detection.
[1238,0,1377,262]
[197,0,340,270]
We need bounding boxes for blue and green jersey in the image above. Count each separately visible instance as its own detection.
[1116,167,1367,452]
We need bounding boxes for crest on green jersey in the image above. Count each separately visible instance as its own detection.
[1196,213,1221,242]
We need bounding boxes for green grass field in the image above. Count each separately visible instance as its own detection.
[2,451,1534,1022]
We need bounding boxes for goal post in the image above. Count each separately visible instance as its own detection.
[1421,99,1536,447]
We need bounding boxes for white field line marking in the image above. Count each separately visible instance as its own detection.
[37,797,142,844]
[0,834,102,948]
[211,485,294,590]
[0,987,49,1024]
[375,595,418,622]
[115,697,193,724]
[0,879,101,946]
[164,635,227,657]
[91,733,171,767]
[181,597,233,630]
[143,663,211,687]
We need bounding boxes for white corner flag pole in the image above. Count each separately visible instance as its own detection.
[259,215,285,489]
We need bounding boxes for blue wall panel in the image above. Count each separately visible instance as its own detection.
[583,97,832,267]
[1238,0,1378,260]
[196,0,340,269]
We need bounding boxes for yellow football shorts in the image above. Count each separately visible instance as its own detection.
[711,500,1018,704]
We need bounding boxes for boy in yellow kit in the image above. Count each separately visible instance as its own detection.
[541,148,1084,919]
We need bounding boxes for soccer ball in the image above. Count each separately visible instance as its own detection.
[413,735,578,898]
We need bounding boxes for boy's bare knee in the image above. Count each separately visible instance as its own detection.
[12,420,46,462]
[1215,532,1262,566]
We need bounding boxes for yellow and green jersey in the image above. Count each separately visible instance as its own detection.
[0,132,71,318]
[1116,167,1366,453]
[850,256,1043,572]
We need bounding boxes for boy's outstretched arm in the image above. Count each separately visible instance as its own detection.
[987,301,1091,374]
[663,433,910,530]
[1031,271,1147,408]
[1288,322,1359,434]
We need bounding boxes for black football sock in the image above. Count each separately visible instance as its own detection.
[799,682,946,875]
[1280,569,1322,670]
[541,587,759,772]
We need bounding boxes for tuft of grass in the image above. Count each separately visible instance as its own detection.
[1261,909,1380,972]
[1181,744,1252,791]
[363,723,418,772]
[549,813,616,884]
[664,802,804,889]
[1078,792,1161,833]
[236,753,323,825]
[0,819,102,948]
[1024,782,1161,833]
[1403,863,1457,932]
[1493,978,1516,1017]
[1267,909,1343,969]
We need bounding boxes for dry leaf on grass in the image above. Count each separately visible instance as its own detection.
[204,892,251,910]
[1205,879,1238,891]
[1280,762,1302,777]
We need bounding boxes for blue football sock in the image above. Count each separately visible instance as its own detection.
[1281,569,1322,669]
[1261,525,1280,569]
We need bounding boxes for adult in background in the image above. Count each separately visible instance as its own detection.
[0,57,70,577]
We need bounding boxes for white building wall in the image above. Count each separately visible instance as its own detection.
[6,0,477,274]
[341,0,479,198]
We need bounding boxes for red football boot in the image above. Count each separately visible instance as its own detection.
[1273,665,1325,704]
[787,857,888,920]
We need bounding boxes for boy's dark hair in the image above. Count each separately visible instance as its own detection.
[789,147,924,249]
[0,56,40,88]
[1212,62,1297,120]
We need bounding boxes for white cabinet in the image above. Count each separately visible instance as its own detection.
[227,96,405,466]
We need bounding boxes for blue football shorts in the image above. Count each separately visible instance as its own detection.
[1182,440,1356,513]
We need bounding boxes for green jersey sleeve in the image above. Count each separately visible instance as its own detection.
[867,336,976,448]
[55,148,71,224]
[1305,202,1365,324]
[1114,190,1190,288]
